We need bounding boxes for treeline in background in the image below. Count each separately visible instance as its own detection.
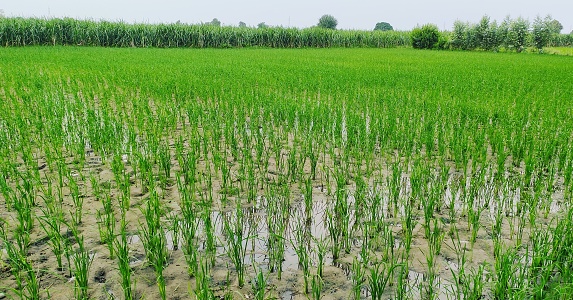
[0,16,571,50]
[448,15,572,52]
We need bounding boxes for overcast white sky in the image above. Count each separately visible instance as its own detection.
[2,0,571,32]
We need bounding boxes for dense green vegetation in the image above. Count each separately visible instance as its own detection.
[1,16,572,51]
[0,17,410,48]
[0,47,573,299]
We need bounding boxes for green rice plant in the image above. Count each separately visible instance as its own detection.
[111,154,131,211]
[264,184,290,279]
[139,191,169,300]
[12,184,35,254]
[368,262,400,300]
[394,259,410,300]
[311,274,324,299]
[251,267,267,300]
[303,176,313,218]
[326,209,341,261]
[3,242,40,299]
[292,218,311,293]
[468,207,484,248]
[194,254,215,300]
[1,239,24,294]
[0,172,15,208]
[67,173,84,225]
[400,198,414,255]
[333,171,352,254]
[96,193,116,259]
[222,200,248,287]
[169,214,180,251]
[180,206,199,277]
[314,235,328,278]
[158,142,171,188]
[492,244,528,300]
[351,257,365,300]
[70,229,94,300]
[201,203,217,267]
[115,218,135,300]
[388,159,402,217]
[37,207,65,271]
[426,217,445,256]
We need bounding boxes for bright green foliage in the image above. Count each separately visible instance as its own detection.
[0,17,410,48]
[411,24,440,49]
[506,17,529,52]
[532,15,552,51]
[317,14,338,30]
[449,15,570,52]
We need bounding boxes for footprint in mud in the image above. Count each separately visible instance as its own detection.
[94,268,107,283]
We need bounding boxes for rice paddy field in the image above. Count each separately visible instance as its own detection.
[1,47,573,300]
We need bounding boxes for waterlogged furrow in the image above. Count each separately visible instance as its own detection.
[0,47,572,299]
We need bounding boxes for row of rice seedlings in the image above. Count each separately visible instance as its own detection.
[1,47,573,298]
[222,200,249,287]
[96,192,116,259]
[115,216,136,300]
[292,216,312,294]
[37,186,66,272]
[264,186,290,279]
[70,224,94,300]
[139,190,170,300]
[0,222,41,299]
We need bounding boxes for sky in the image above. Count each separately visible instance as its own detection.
[2,0,572,33]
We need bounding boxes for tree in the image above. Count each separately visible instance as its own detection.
[451,20,469,50]
[532,15,552,52]
[0,9,4,18]
[498,16,511,49]
[507,17,529,52]
[548,19,563,34]
[411,24,440,49]
[374,22,393,31]
[257,22,268,29]
[238,21,247,28]
[208,18,221,27]
[317,14,338,30]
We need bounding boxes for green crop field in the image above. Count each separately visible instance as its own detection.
[1,47,573,300]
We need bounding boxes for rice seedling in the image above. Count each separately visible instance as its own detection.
[0,221,40,299]
[222,200,248,287]
[194,254,215,300]
[311,274,324,299]
[251,267,267,300]
[70,227,94,300]
[115,218,135,300]
[139,191,169,300]
[292,217,312,293]
[350,257,365,300]
[313,235,328,279]
[96,193,116,259]
[68,172,84,225]
[368,262,400,300]
[37,206,65,271]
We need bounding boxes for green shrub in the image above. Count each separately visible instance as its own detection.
[436,33,451,50]
[411,24,440,49]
